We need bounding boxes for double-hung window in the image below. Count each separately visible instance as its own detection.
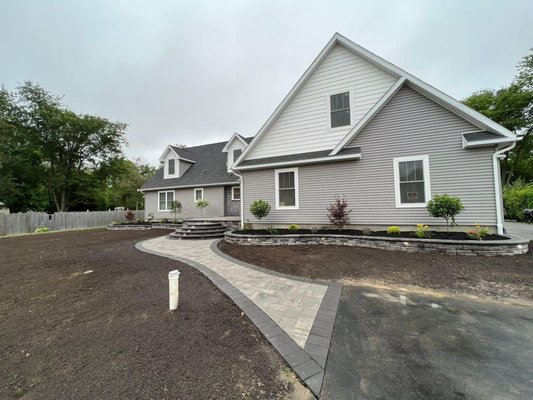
[168,159,175,175]
[330,92,351,128]
[393,155,431,207]
[158,191,174,211]
[231,186,240,201]
[275,168,298,209]
[194,188,204,202]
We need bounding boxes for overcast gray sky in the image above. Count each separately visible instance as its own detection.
[1,0,532,165]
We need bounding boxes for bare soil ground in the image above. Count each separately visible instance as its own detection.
[218,241,533,300]
[0,229,311,400]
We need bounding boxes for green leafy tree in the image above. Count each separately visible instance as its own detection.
[170,200,182,222]
[249,199,271,222]
[1,82,127,211]
[427,194,465,234]
[196,199,209,218]
[463,49,533,184]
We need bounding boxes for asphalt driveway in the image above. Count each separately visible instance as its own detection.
[321,285,533,399]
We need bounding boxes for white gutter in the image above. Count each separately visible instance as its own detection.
[493,142,515,234]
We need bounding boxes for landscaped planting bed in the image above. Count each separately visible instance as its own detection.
[0,229,308,399]
[225,230,528,256]
[218,240,533,300]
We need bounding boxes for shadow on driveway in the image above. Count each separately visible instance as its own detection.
[321,285,533,399]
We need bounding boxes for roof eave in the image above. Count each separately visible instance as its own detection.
[234,153,361,171]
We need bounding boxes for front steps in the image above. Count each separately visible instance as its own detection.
[169,221,228,240]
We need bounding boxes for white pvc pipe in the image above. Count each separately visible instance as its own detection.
[168,270,180,311]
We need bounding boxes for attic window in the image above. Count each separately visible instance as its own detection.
[168,159,175,175]
[233,149,242,161]
[330,92,351,128]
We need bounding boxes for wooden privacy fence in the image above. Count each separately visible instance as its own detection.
[0,210,145,236]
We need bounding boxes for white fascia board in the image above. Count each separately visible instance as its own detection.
[331,77,406,155]
[222,132,248,152]
[235,153,361,171]
[141,181,238,191]
[462,137,515,149]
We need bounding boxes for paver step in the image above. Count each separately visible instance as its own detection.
[174,228,227,235]
[169,220,228,240]
[169,231,226,239]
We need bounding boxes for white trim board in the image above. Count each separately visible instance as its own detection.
[157,190,175,212]
[235,153,361,171]
[193,188,204,202]
[274,167,299,210]
[392,155,431,208]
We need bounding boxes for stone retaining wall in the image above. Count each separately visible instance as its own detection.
[107,225,152,231]
[224,232,528,256]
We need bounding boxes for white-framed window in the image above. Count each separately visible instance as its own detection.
[193,188,204,202]
[328,91,352,129]
[158,190,175,211]
[168,159,175,175]
[393,155,431,208]
[275,167,299,209]
[231,186,241,201]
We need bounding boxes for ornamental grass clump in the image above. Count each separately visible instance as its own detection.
[287,224,300,233]
[415,224,430,238]
[427,194,464,234]
[327,195,352,229]
[386,226,401,236]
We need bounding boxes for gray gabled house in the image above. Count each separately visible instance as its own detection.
[230,33,517,234]
[142,33,517,234]
[140,133,251,220]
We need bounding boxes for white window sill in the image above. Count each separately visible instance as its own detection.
[395,203,427,208]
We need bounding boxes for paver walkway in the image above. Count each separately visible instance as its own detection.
[141,236,328,348]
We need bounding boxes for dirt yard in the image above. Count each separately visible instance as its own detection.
[218,241,533,300]
[0,229,310,400]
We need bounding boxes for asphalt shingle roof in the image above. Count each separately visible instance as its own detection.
[235,147,361,168]
[463,131,505,142]
[141,140,241,190]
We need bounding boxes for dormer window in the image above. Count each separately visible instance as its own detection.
[330,92,351,128]
[233,149,242,161]
[168,159,175,175]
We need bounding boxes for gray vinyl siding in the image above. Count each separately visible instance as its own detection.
[144,186,225,220]
[178,159,192,176]
[247,44,396,160]
[242,85,497,228]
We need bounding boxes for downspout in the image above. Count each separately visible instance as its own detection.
[231,170,244,229]
[493,142,515,235]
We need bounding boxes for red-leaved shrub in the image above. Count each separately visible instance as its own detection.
[125,210,136,221]
[327,195,352,229]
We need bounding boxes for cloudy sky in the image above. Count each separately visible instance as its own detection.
[1,0,532,165]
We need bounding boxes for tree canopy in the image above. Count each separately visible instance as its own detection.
[0,82,154,212]
[463,49,533,184]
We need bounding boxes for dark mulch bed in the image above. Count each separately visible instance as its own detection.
[0,229,308,400]
[218,241,533,300]
[233,229,507,241]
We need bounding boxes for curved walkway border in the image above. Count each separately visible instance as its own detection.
[225,232,529,256]
[135,237,342,397]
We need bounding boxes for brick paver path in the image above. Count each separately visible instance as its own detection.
[142,236,328,348]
